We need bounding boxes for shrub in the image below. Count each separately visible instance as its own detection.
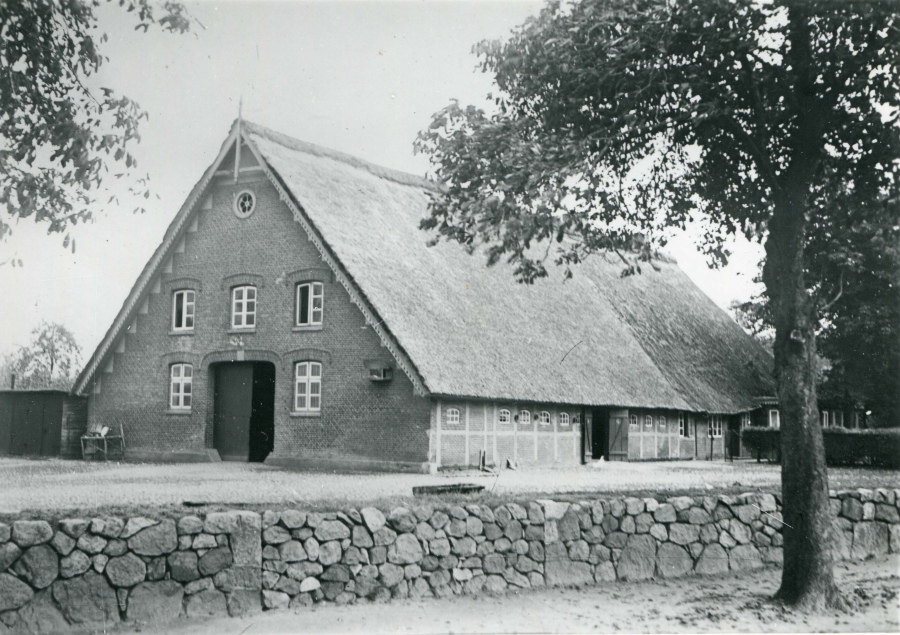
[740,426,900,468]
[741,427,780,462]
[823,427,900,468]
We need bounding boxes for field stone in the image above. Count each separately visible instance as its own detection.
[0,542,22,572]
[352,525,373,548]
[120,517,158,539]
[77,532,107,555]
[147,557,166,581]
[656,543,692,579]
[50,531,76,556]
[303,538,320,562]
[52,571,119,625]
[649,524,668,541]
[466,516,484,537]
[129,520,177,556]
[388,534,424,564]
[875,504,900,523]
[226,589,261,617]
[59,550,90,578]
[315,521,351,542]
[318,541,342,566]
[373,528,397,546]
[0,573,33,611]
[595,561,616,582]
[184,578,214,595]
[619,516,636,534]
[654,504,676,523]
[263,526,291,545]
[624,498,644,516]
[92,554,109,573]
[669,497,694,512]
[558,511,581,541]
[274,576,302,595]
[685,508,712,525]
[193,534,217,550]
[168,551,200,582]
[695,543,729,575]
[177,516,203,535]
[94,517,125,538]
[729,544,763,571]
[889,525,900,553]
[126,580,184,623]
[106,553,147,587]
[185,588,227,618]
[14,545,58,589]
[287,562,324,580]
[198,547,233,576]
[851,522,889,560]
[729,522,752,545]
[6,588,69,634]
[668,523,700,546]
[103,539,128,557]
[0,523,8,544]
[279,541,307,563]
[447,519,467,538]
[359,508,386,533]
[616,534,657,581]
[719,530,738,549]
[12,521,53,547]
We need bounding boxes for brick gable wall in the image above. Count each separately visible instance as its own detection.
[87,173,431,464]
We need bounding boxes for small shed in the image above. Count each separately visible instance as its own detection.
[0,390,88,458]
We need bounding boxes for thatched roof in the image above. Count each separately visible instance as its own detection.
[246,121,774,413]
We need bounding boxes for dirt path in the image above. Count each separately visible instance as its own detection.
[124,556,899,635]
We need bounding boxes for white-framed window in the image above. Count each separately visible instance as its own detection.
[741,412,751,428]
[688,415,695,438]
[294,362,322,412]
[709,414,723,438]
[644,415,653,429]
[519,410,531,425]
[659,416,666,431]
[169,363,192,410]
[834,410,844,428]
[232,285,257,329]
[296,282,324,326]
[768,409,780,429]
[498,409,511,425]
[233,190,256,218]
[446,408,460,424]
[559,412,570,427]
[678,413,686,437]
[539,411,551,426]
[630,414,638,428]
[821,410,829,427]
[172,290,195,331]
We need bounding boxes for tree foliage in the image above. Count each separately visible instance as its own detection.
[415,0,898,286]
[0,0,193,259]
[416,0,899,610]
[2,322,83,391]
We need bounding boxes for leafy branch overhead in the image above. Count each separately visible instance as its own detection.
[0,0,195,249]
[415,0,899,286]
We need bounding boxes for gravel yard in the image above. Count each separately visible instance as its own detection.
[0,457,895,517]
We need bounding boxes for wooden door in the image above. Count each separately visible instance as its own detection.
[40,394,63,456]
[608,415,628,461]
[214,364,254,461]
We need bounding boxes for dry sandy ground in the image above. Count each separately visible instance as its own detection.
[1,458,896,515]
[123,555,900,635]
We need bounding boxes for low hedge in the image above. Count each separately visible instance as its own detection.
[740,426,900,468]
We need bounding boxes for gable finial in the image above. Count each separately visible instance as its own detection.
[234,96,243,183]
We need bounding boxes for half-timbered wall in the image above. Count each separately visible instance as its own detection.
[429,400,583,467]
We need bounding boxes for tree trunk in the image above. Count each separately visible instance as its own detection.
[759,3,842,611]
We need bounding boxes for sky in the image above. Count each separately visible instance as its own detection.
[0,0,765,363]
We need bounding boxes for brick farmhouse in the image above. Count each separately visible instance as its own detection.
[74,120,805,471]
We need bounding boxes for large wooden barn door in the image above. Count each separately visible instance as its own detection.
[214,364,254,461]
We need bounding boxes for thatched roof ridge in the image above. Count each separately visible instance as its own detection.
[242,121,439,192]
[246,121,774,413]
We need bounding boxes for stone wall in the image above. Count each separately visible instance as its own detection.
[1,488,898,633]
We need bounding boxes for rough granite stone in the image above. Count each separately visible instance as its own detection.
[106,552,147,587]
[318,541,342,566]
[695,543,729,575]
[52,571,119,625]
[616,534,657,581]
[316,520,351,542]
[177,515,203,535]
[13,545,58,589]
[59,550,91,578]
[12,521,53,549]
[0,542,22,572]
[729,544,763,571]
[0,573,33,611]
[120,517,158,539]
[128,520,177,556]
[656,543,692,579]
[654,504,677,523]
[668,523,700,546]
[851,522,889,560]
[168,550,200,582]
[199,547,233,576]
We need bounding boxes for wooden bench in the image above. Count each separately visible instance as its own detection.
[81,423,125,461]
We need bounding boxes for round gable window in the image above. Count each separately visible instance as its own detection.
[233,190,256,219]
